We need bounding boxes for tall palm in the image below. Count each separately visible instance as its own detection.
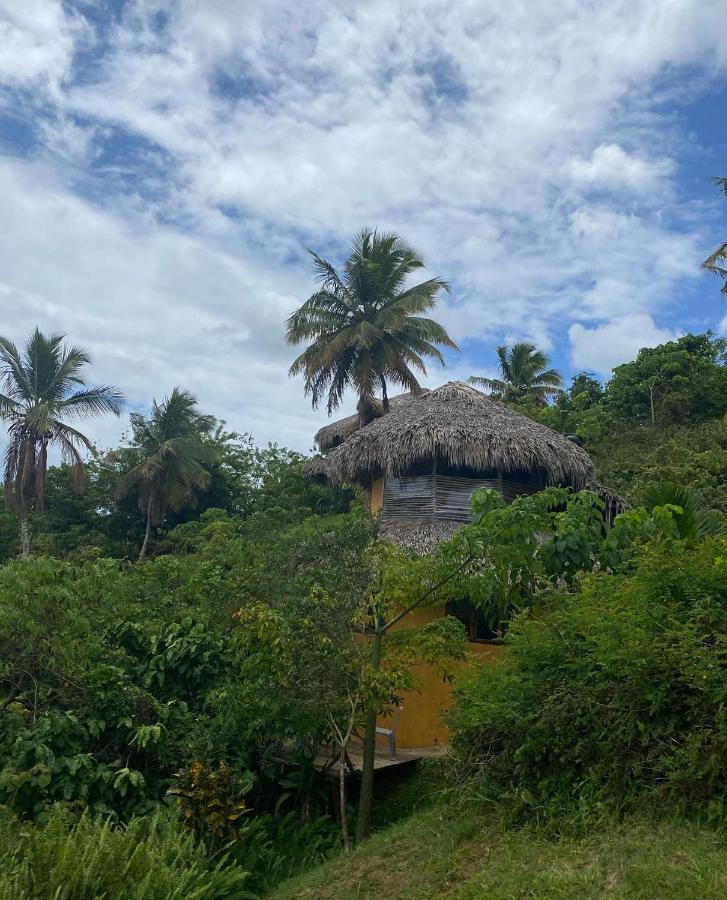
[286,229,457,426]
[469,342,563,405]
[116,388,217,561]
[703,176,727,295]
[0,328,123,556]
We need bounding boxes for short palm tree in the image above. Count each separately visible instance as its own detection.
[116,388,217,561]
[703,176,727,295]
[0,328,123,556]
[642,481,726,539]
[286,229,457,426]
[469,342,563,405]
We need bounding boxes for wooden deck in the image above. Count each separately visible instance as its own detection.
[275,740,447,777]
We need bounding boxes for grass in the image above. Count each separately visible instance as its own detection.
[271,803,727,899]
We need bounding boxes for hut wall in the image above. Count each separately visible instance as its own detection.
[380,472,540,522]
[381,474,435,518]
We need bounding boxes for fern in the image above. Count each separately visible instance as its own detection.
[0,806,251,899]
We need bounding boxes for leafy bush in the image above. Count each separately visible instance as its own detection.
[450,536,727,822]
[0,805,249,899]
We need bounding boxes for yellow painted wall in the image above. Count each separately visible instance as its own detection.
[377,606,505,749]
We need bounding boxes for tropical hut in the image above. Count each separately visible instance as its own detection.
[306,381,625,748]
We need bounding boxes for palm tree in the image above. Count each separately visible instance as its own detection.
[0,328,123,556]
[469,342,563,405]
[642,481,726,539]
[703,176,727,295]
[116,388,217,561]
[286,229,457,426]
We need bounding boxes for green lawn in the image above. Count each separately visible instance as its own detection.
[271,805,727,899]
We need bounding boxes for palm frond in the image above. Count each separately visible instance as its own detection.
[58,386,125,419]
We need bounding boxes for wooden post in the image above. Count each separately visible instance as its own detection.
[497,468,505,502]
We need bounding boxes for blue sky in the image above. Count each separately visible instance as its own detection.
[0,0,725,451]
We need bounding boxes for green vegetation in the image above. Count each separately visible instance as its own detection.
[272,803,727,899]
[469,341,563,404]
[116,388,218,560]
[451,536,727,820]
[0,806,249,899]
[286,228,456,425]
[1,317,727,896]
[703,175,727,295]
[0,329,123,556]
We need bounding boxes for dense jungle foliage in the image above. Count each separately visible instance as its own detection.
[1,331,726,896]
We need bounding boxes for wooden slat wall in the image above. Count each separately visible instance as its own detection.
[434,476,500,522]
[381,474,540,522]
[382,475,435,519]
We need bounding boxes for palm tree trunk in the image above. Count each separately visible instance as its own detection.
[138,507,152,562]
[19,515,31,558]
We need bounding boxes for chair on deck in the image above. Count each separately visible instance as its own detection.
[376,705,404,759]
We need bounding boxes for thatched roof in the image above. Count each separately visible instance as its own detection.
[315,391,427,450]
[308,381,596,487]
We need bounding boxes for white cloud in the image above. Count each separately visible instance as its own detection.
[569,143,673,192]
[569,314,679,375]
[0,158,327,451]
[0,0,78,94]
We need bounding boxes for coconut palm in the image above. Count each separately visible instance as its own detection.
[116,388,217,561]
[0,328,123,556]
[469,342,563,405]
[703,176,727,295]
[642,481,726,539]
[286,229,457,426]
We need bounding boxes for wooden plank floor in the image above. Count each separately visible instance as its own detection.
[275,740,447,776]
[312,740,447,775]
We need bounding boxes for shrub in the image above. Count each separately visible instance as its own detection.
[450,536,727,822]
[0,805,249,899]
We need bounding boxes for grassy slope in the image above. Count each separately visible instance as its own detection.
[272,804,727,899]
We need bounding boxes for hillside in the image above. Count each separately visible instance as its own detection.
[272,801,727,899]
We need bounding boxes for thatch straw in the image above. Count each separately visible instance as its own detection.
[308,381,595,487]
[378,518,464,554]
[315,391,427,450]
[586,480,629,520]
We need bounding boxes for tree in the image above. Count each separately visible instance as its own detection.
[0,328,123,556]
[702,176,727,295]
[469,342,563,405]
[606,333,727,426]
[286,229,457,426]
[116,389,217,561]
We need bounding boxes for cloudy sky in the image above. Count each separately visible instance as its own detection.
[1,0,726,452]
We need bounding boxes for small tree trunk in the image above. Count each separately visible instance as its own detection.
[19,516,31,558]
[339,741,350,851]
[138,507,152,562]
[649,385,656,427]
[355,626,383,843]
